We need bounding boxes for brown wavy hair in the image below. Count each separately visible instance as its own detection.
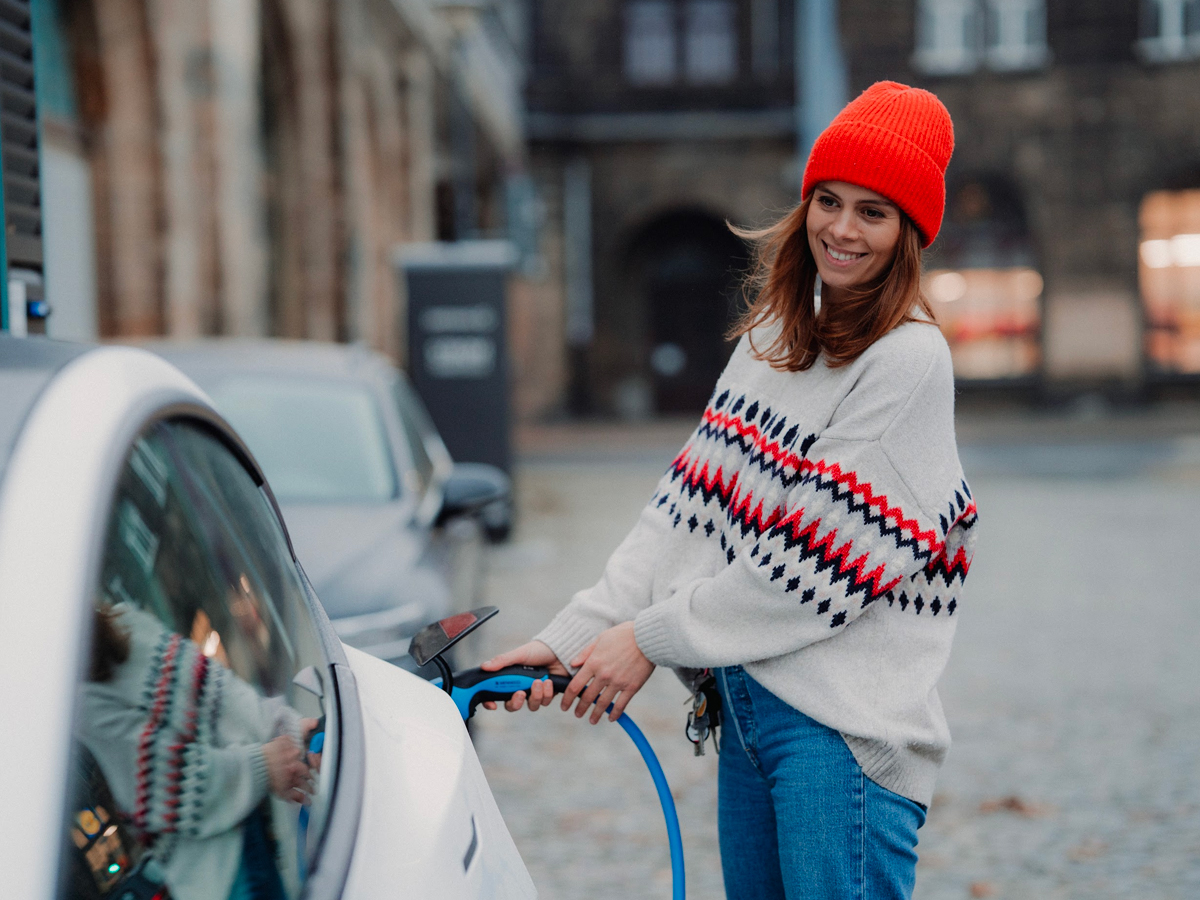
[89,603,130,683]
[730,193,936,371]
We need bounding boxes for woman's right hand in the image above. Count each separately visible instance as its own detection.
[479,640,568,712]
[263,734,310,803]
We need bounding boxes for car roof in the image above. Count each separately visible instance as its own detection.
[139,337,436,503]
[140,337,399,385]
[0,336,92,479]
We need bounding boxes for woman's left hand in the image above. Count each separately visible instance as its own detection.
[561,621,655,724]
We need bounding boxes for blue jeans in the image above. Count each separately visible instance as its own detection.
[227,807,287,900]
[715,666,926,900]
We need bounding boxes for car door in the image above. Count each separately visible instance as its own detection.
[58,414,361,900]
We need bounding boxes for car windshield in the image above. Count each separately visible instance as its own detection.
[207,375,398,503]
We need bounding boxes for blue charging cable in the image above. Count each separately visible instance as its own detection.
[613,709,686,900]
[437,666,686,900]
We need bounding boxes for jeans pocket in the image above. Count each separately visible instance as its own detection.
[717,666,756,756]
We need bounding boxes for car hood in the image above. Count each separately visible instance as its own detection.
[281,502,423,615]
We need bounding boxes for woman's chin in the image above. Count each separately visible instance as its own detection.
[816,267,863,292]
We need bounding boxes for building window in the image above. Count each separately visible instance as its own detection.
[914,0,1048,74]
[1140,189,1200,373]
[624,0,677,85]
[984,0,1049,70]
[684,0,738,84]
[914,0,982,74]
[750,0,780,78]
[624,0,739,86]
[1137,0,1200,62]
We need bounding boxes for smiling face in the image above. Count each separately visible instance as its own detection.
[806,181,903,295]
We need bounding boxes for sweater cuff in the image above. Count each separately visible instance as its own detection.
[275,704,304,745]
[633,601,686,667]
[532,610,606,672]
[250,745,271,800]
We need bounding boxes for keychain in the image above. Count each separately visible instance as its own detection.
[685,669,723,756]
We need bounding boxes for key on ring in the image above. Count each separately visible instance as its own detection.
[686,671,723,756]
[686,690,712,755]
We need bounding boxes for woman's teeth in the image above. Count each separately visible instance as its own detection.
[826,244,864,262]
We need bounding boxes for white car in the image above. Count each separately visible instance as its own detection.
[0,337,535,900]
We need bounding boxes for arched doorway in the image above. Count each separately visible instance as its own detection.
[625,210,747,413]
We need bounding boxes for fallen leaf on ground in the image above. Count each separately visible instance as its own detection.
[978,795,1052,817]
[1067,838,1108,862]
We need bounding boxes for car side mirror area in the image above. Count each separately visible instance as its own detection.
[436,463,511,527]
[292,665,325,699]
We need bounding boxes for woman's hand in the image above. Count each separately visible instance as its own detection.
[562,622,655,724]
[263,734,311,803]
[479,640,569,712]
[298,717,320,744]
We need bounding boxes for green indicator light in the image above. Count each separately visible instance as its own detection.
[107,864,121,874]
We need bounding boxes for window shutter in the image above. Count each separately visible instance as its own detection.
[0,0,42,273]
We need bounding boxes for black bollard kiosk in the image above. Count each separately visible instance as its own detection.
[399,240,516,477]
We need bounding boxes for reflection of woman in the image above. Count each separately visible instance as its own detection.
[484,83,978,899]
[79,603,311,900]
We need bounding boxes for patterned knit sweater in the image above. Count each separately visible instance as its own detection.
[535,321,978,806]
[77,604,302,900]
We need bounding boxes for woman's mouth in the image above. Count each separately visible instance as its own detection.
[823,242,867,264]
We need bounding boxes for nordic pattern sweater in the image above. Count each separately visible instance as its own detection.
[535,321,978,806]
[78,604,302,900]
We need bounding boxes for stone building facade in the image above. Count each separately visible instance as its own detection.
[843,0,1200,389]
[34,0,527,367]
[524,0,803,416]
[524,0,1200,420]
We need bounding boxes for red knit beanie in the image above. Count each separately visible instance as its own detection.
[801,81,955,248]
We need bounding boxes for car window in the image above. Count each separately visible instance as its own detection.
[392,381,435,495]
[61,419,333,900]
[392,376,451,499]
[207,375,399,504]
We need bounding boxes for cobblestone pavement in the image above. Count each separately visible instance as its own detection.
[470,414,1200,900]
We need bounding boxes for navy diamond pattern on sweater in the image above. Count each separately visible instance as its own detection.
[652,388,977,629]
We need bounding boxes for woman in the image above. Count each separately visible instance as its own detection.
[484,81,978,899]
[79,602,314,900]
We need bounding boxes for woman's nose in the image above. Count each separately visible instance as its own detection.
[829,210,858,242]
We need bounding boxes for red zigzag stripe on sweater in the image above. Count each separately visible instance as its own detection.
[925,542,973,578]
[773,504,901,598]
[162,651,210,830]
[683,406,976,557]
[671,452,904,597]
[674,450,973,594]
[135,634,182,833]
[674,456,787,535]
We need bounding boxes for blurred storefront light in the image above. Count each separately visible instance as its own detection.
[929,270,968,303]
[1140,234,1200,268]
[924,266,1043,380]
[1140,189,1200,373]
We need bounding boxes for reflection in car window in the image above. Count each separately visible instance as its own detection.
[62,420,330,900]
[208,375,398,503]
